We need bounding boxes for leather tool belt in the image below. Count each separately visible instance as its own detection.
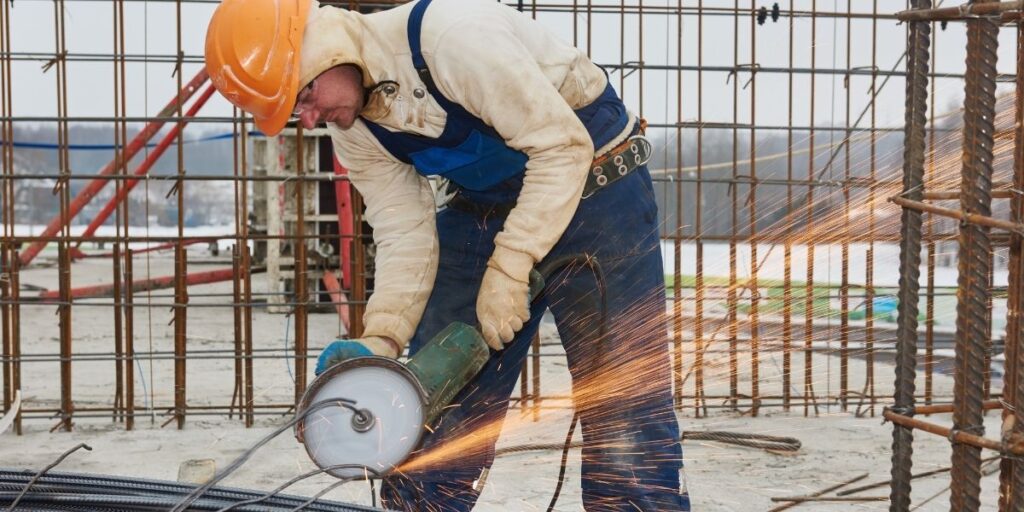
[445,131,652,219]
[582,134,652,199]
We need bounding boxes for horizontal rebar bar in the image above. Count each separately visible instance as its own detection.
[883,408,1023,455]
[890,195,1024,234]
[897,1,1024,22]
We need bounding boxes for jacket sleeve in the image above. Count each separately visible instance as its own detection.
[426,11,595,282]
[329,122,439,351]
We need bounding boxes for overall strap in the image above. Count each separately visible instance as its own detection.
[406,0,496,137]
[407,0,436,93]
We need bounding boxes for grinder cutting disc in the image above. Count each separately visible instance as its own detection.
[295,356,427,479]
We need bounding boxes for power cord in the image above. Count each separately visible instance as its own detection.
[170,398,372,512]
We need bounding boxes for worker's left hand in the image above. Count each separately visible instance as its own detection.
[315,336,399,376]
[477,265,531,350]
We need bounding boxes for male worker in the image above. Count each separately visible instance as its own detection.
[205,0,689,509]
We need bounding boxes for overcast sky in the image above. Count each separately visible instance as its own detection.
[4,0,1021,139]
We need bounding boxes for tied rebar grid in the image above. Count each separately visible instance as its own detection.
[952,3,999,510]
[891,0,931,509]
[3,0,1018,430]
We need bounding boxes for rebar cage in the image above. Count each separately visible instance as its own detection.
[0,0,1019,460]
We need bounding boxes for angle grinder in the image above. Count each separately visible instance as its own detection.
[294,270,544,479]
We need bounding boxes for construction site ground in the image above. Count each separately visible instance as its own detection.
[0,251,1004,511]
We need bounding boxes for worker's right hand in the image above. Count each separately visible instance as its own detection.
[315,336,400,376]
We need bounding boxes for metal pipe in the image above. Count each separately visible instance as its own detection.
[37,267,245,300]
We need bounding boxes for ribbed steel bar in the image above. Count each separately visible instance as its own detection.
[111,246,124,422]
[1001,19,1024,511]
[866,0,879,418]
[803,0,817,418]
[123,249,134,431]
[230,113,243,423]
[0,0,10,429]
[727,0,739,412]
[891,0,932,508]
[0,246,10,423]
[840,0,852,412]
[172,245,187,429]
[10,250,20,434]
[294,127,309,404]
[694,0,706,418]
[671,0,683,412]
[782,0,794,413]
[925,14,939,410]
[951,3,999,509]
[748,0,760,417]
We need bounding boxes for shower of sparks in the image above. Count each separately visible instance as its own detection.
[362,93,1021,506]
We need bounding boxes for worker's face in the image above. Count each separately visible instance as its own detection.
[293,65,364,130]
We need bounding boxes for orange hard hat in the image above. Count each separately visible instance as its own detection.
[204,0,313,136]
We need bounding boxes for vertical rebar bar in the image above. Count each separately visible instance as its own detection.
[950,4,998,509]
[1000,20,1024,511]
[173,244,187,429]
[925,14,938,409]
[0,0,9,431]
[243,244,254,428]
[10,250,19,434]
[890,1,931,509]
[782,0,794,413]
[803,0,818,417]
[112,245,124,421]
[748,0,760,417]
[532,333,541,421]
[124,249,134,431]
[694,0,706,418]
[171,0,187,430]
[1,246,10,420]
[55,0,72,434]
[58,243,72,432]
[839,0,852,413]
[295,129,309,403]
[866,0,879,418]
[239,119,254,428]
[351,190,366,339]
[672,0,683,412]
[727,0,739,412]
[231,244,243,420]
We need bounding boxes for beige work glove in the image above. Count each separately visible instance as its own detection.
[477,264,531,351]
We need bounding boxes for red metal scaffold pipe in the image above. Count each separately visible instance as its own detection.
[19,68,210,266]
[73,83,218,254]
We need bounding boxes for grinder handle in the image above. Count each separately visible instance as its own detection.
[527,268,545,304]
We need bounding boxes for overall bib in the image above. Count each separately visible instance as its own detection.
[365,1,690,509]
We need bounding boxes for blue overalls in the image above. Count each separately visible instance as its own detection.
[367,1,690,510]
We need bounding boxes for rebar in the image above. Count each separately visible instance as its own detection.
[1000,18,1024,512]
[891,0,932,509]
[950,2,1000,509]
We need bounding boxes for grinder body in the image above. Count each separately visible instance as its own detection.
[295,322,490,478]
[295,271,542,479]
